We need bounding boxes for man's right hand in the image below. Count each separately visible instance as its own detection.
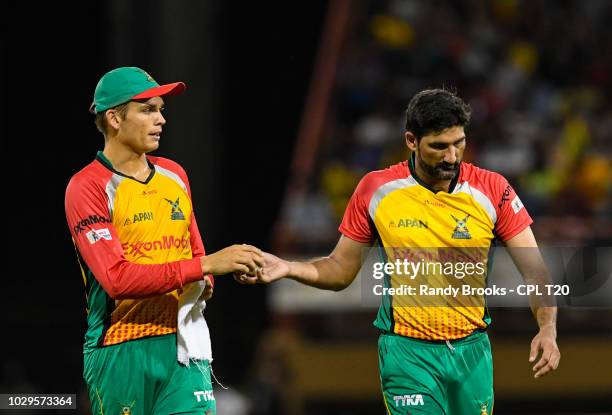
[234,252,291,285]
[200,244,264,275]
[233,236,367,291]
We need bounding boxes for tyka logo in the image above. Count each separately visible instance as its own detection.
[164,197,185,220]
[451,214,472,239]
[194,390,215,402]
[393,394,424,407]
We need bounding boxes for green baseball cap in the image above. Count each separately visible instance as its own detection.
[90,67,186,114]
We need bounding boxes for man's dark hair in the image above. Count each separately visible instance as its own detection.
[405,88,471,139]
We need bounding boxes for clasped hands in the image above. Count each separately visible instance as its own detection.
[198,244,287,294]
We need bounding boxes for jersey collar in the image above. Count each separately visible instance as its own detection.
[95,150,156,184]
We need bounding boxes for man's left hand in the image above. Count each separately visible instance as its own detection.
[199,276,214,301]
[529,326,560,378]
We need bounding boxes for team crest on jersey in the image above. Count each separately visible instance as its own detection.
[164,197,185,220]
[451,214,472,239]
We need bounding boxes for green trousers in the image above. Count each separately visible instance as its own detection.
[379,331,493,415]
[84,334,216,415]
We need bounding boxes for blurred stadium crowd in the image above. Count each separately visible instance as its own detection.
[264,2,612,414]
[278,0,611,253]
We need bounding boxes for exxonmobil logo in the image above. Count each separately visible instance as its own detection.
[122,235,191,256]
[73,214,111,234]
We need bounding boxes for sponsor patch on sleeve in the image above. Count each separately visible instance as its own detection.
[86,228,112,244]
[511,195,524,214]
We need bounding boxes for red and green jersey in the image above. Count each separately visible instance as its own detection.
[340,156,532,341]
[65,151,211,350]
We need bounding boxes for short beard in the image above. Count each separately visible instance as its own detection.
[417,151,460,180]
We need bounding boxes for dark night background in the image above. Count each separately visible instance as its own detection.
[2,0,327,405]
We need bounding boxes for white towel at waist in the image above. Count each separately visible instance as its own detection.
[177,280,213,366]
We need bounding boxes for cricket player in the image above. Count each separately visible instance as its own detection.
[239,89,560,414]
[65,67,264,415]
